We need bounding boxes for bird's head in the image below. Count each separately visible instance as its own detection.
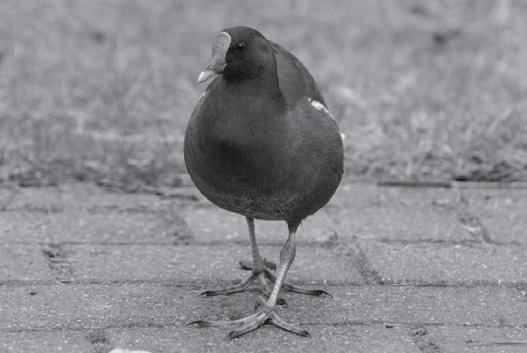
[197,26,276,84]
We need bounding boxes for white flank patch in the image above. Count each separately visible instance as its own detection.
[309,99,326,111]
[199,90,208,100]
[340,133,346,140]
[308,98,336,122]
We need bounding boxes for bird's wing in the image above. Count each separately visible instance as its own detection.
[304,97,346,141]
[285,96,345,147]
[270,41,327,107]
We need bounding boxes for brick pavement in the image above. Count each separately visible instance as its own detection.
[0,183,526,352]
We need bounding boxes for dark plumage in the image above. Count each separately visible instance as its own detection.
[185,26,343,338]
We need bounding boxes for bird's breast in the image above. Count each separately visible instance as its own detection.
[184,86,343,221]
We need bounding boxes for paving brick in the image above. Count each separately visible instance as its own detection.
[0,187,64,213]
[330,184,469,242]
[0,211,188,244]
[1,285,524,332]
[0,184,163,213]
[360,241,527,284]
[462,188,527,244]
[184,206,337,244]
[66,244,361,285]
[2,182,527,351]
[330,183,456,210]
[0,331,92,353]
[267,286,527,328]
[106,325,418,353]
[0,244,55,282]
[425,326,527,353]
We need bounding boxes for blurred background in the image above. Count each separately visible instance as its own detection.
[0,0,526,190]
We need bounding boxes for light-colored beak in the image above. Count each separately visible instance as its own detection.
[197,32,231,84]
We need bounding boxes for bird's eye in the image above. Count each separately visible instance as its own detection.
[236,41,245,50]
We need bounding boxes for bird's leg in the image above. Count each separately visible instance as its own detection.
[238,217,277,272]
[242,219,330,297]
[190,221,310,338]
[199,217,273,297]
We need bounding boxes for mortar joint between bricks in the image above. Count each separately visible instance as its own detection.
[347,237,383,285]
[41,243,75,283]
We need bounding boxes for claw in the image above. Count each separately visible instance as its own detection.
[187,320,213,328]
[276,297,287,307]
[226,316,264,339]
[282,282,333,298]
[238,260,252,271]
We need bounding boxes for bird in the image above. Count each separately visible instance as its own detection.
[184,26,343,338]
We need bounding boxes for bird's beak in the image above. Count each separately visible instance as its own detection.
[197,32,231,84]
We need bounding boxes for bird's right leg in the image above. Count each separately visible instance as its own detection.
[191,221,310,338]
[199,217,275,297]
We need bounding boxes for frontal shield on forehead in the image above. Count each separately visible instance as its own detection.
[197,32,232,83]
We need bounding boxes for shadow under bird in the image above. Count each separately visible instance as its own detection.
[184,26,344,338]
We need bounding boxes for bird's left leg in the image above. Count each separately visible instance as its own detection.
[199,217,275,297]
[238,217,276,273]
[242,219,331,298]
[190,221,310,338]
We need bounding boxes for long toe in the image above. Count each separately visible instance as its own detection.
[190,307,308,339]
[189,311,263,328]
[200,267,287,298]
[200,273,257,296]
[281,282,332,297]
[269,312,310,337]
[263,269,332,297]
[226,311,269,339]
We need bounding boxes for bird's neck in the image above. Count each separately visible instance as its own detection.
[217,64,286,122]
[203,71,286,147]
[221,66,283,105]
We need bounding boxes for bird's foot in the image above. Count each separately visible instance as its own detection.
[199,262,330,299]
[199,270,287,305]
[239,259,331,297]
[189,297,309,338]
[199,258,275,297]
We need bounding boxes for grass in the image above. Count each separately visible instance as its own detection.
[0,0,526,188]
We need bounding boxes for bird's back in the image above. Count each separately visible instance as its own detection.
[271,41,327,107]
